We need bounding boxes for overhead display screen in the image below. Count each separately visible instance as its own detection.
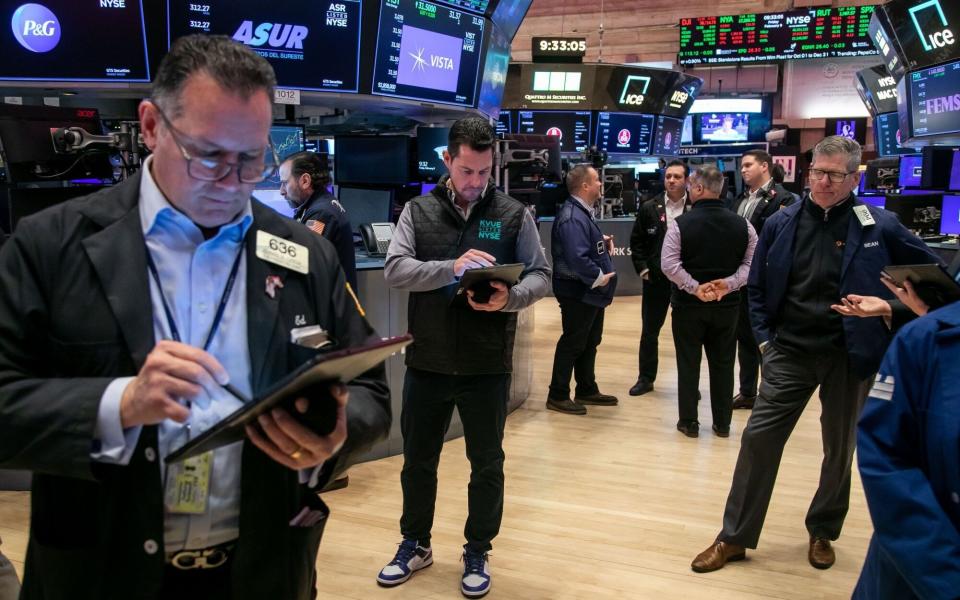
[477,24,510,119]
[653,115,684,155]
[431,0,488,15]
[0,0,149,81]
[856,65,899,116]
[518,110,591,153]
[595,112,655,155]
[875,0,960,75]
[496,111,512,136]
[874,112,910,156]
[490,0,530,40]
[908,58,960,138]
[372,0,485,107]
[417,126,449,180]
[678,5,877,65]
[168,0,362,92]
[701,113,749,142]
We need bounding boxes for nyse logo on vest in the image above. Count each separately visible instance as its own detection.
[478,219,502,241]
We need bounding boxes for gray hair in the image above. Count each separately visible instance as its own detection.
[812,135,862,173]
[690,165,724,196]
[566,163,597,194]
[152,35,277,116]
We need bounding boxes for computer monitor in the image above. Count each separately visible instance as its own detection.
[950,150,960,191]
[256,124,306,190]
[859,195,886,209]
[825,117,867,145]
[338,187,395,232]
[898,154,923,188]
[517,111,592,154]
[416,127,450,182]
[884,192,943,234]
[941,194,960,235]
[501,133,562,190]
[335,136,412,186]
[700,113,749,142]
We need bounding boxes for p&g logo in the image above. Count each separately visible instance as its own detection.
[11,3,60,53]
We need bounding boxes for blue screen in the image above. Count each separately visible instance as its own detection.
[899,154,923,188]
[941,194,960,234]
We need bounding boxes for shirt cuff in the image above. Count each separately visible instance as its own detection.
[591,271,606,289]
[639,268,649,278]
[92,377,142,464]
[301,463,327,488]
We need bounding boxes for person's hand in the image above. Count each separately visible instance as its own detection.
[454,249,496,277]
[597,271,617,288]
[695,283,717,302]
[880,274,929,317]
[604,234,615,254]
[830,294,893,318]
[120,340,229,429]
[709,279,731,301]
[468,280,509,312]
[245,383,349,470]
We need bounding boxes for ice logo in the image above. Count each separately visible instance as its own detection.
[11,3,60,53]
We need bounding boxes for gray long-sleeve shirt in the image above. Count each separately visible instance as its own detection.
[384,201,551,312]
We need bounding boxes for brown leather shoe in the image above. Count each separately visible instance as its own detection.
[808,536,835,569]
[691,540,746,573]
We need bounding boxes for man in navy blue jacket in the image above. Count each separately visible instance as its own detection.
[692,136,941,574]
[547,164,618,415]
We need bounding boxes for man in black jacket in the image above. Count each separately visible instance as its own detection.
[0,35,390,600]
[628,160,690,396]
[661,165,757,437]
[279,151,358,290]
[727,150,796,409]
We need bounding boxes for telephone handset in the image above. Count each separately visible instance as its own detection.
[360,222,395,256]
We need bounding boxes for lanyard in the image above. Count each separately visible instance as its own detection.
[145,241,246,352]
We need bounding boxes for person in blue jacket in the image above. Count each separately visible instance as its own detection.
[852,302,960,600]
[692,136,942,574]
[546,164,618,415]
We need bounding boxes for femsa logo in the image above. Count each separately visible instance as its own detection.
[233,21,309,50]
[11,3,60,53]
[619,75,651,106]
[909,0,955,52]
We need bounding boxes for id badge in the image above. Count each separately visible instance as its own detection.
[165,451,213,514]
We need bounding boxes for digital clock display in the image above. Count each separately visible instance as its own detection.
[538,39,586,53]
[679,5,877,65]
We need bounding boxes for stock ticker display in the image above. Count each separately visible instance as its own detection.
[909,58,960,138]
[678,5,877,65]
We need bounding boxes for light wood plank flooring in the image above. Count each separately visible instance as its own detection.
[0,297,872,598]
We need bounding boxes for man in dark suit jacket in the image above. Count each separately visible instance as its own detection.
[692,136,941,575]
[628,160,691,396]
[279,151,358,290]
[726,150,796,409]
[0,36,389,600]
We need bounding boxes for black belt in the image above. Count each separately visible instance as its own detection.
[166,542,235,570]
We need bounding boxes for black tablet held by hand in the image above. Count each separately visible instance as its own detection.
[881,264,960,308]
[165,335,412,464]
[451,263,525,308]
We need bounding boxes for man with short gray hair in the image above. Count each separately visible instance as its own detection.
[692,136,940,574]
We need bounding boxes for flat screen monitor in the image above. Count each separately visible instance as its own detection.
[594,112,654,155]
[874,112,910,156]
[518,110,592,153]
[860,195,886,209]
[876,0,960,74]
[338,187,395,231]
[417,127,449,181]
[431,0,490,14]
[856,65,900,116]
[167,0,362,92]
[0,0,149,81]
[496,112,512,136]
[335,136,411,186]
[681,115,694,145]
[701,113,749,142]
[489,0,531,39]
[826,117,867,144]
[371,0,484,108]
[951,150,960,191]
[652,115,683,156]
[884,192,943,234]
[502,133,562,189]
[908,58,960,139]
[256,125,305,190]
[899,154,923,188]
[941,194,960,234]
[477,24,510,119]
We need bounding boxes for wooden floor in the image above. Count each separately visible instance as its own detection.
[0,297,872,598]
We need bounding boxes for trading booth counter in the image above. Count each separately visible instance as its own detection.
[537,217,643,296]
[354,254,534,463]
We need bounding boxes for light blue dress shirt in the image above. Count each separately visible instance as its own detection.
[92,157,254,551]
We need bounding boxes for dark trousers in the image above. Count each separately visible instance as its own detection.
[638,277,672,382]
[671,304,738,427]
[735,297,761,397]
[400,367,510,553]
[548,297,604,399]
[160,564,232,600]
[719,345,873,548]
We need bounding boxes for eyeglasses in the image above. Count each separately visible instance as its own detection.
[809,168,855,184]
[151,101,279,184]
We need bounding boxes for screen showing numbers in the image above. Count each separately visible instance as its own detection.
[909,57,960,138]
[539,39,586,53]
[371,0,485,107]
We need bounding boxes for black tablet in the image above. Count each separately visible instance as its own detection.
[451,263,525,307]
[165,335,412,463]
[881,264,960,307]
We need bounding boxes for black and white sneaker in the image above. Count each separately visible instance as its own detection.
[460,549,491,598]
[376,538,433,587]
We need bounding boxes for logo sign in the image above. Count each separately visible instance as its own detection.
[546,126,563,139]
[11,3,60,53]
[619,75,651,106]
[909,0,955,52]
[396,25,462,93]
[617,128,631,145]
[233,21,310,50]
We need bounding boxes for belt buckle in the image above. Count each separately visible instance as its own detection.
[170,547,230,570]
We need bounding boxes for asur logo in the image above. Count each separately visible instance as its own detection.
[233,21,309,50]
[11,3,60,53]
[909,0,955,52]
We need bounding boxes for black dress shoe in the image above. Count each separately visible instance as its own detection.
[546,397,587,415]
[629,378,654,396]
[712,424,730,438]
[676,420,699,438]
[732,393,757,409]
[576,392,618,406]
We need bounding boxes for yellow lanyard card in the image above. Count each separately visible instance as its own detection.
[165,451,213,515]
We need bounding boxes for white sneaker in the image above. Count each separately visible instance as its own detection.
[460,550,491,598]
[376,539,433,586]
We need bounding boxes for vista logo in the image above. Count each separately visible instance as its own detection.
[619,75,651,106]
[233,21,309,50]
[408,48,455,72]
[11,3,60,53]
[909,0,954,52]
